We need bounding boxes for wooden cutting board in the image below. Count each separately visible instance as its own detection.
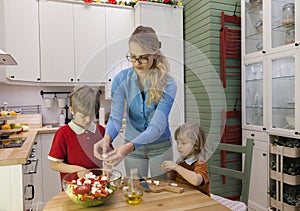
[138,179,184,193]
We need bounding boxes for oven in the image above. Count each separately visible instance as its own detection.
[23,141,39,211]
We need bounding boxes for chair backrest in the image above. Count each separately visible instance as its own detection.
[209,138,254,205]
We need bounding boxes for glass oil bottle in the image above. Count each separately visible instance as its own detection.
[124,168,143,205]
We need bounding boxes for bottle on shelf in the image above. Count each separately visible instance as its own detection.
[124,168,143,205]
[59,110,65,126]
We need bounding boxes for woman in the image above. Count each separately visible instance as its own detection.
[94,26,177,178]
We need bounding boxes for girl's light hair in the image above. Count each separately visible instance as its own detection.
[174,123,207,155]
[70,85,101,118]
[129,25,171,106]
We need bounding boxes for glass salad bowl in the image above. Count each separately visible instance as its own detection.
[62,168,122,207]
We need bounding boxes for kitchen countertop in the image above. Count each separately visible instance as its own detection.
[0,127,59,166]
[43,182,232,211]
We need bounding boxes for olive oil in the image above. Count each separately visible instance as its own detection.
[124,168,143,205]
[124,192,143,205]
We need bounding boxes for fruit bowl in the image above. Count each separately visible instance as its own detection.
[62,168,122,207]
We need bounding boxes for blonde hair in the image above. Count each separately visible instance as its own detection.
[69,85,101,118]
[174,123,207,155]
[129,26,170,106]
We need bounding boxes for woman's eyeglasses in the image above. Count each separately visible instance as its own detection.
[126,52,152,64]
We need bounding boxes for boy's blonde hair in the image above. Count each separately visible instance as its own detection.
[69,85,101,118]
[174,123,207,155]
[129,25,171,106]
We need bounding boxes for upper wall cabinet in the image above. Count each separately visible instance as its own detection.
[39,1,133,84]
[242,0,300,138]
[73,4,106,84]
[134,2,184,129]
[0,0,40,82]
[104,7,133,100]
[243,0,299,58]
[105,7,133,82]
[39,0,75,83]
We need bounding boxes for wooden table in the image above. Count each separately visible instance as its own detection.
[43,185,232,211]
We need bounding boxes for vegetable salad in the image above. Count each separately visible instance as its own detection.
[65,172,117,206]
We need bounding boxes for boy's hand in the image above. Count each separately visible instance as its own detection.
[161,161,178,172]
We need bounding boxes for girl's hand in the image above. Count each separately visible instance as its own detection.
[94,135,113,160]
[103,142,134,167]
[161,161,178,172]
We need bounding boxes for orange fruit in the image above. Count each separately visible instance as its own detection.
[1,140,11,145]
[1,124,11,130]
[10,111,17,116]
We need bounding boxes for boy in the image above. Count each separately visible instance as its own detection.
[48,85,106,181]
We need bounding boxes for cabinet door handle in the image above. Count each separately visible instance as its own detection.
[295,43,299,47]
[262,153,267,156]
[251,134,255,137]
[24,184,35,200]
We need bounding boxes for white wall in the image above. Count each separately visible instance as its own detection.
[0,84,111,125]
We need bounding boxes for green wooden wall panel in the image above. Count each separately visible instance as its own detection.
[183,0,242,198]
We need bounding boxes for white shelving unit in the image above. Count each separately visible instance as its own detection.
[242,0,300,210]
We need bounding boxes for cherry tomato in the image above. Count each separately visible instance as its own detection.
[73,185,91,195]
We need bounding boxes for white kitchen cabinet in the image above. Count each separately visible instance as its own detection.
[39,0,75,83]
[267,50,300,137]
[243,0,299,59]
[0,0,40,82]
[242,0,300,209]
[134,2,184,130]
[134,2,183,38]
[242,0,300,137]
[40,133,61,204]
[1,165,24,211]
[104,6,133,99]
[243,130,269,211]
[39,1,133,85]
[243,57,267,131]
[73,4,106,84]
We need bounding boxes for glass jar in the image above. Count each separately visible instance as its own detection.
[285,28,295,44]
[254,20,263,33]
[282,3,295,26]
[124,168,143,205]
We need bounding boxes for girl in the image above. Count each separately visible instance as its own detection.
[161,123,210,196]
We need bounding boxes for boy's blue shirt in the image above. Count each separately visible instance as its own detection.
[105,67,177,149]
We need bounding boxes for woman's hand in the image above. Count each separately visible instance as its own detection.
[94,135,113,160]
[161,161,178,172]
[103,142,134,167]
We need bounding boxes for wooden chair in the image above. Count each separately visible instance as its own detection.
[209,138,254,206]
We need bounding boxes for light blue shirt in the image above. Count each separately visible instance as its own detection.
[105,67,177,149]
